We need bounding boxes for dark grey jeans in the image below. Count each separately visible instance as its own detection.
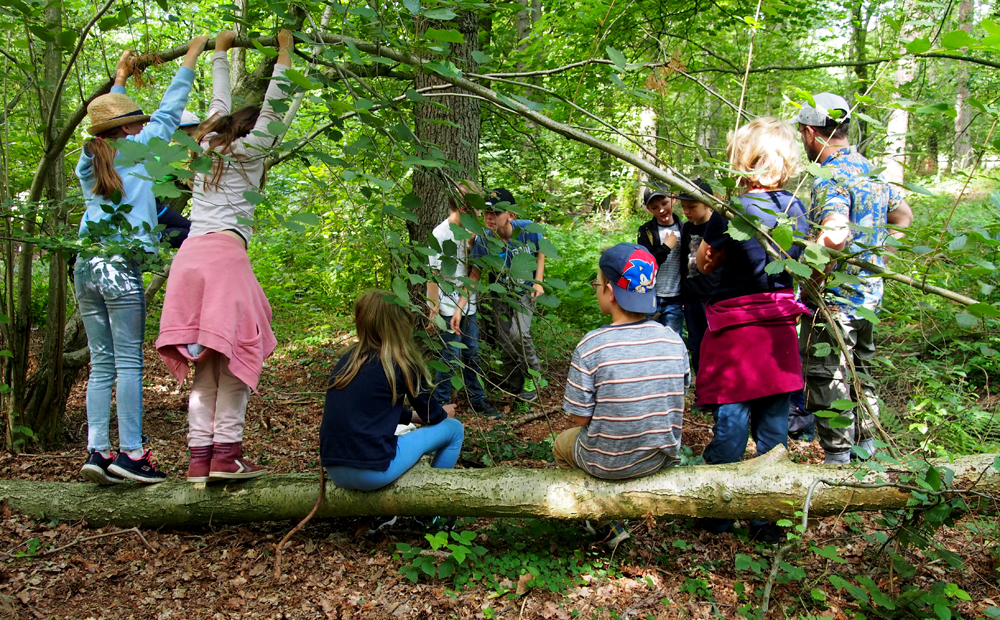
[492,292,541,391]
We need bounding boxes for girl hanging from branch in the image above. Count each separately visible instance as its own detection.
[156,28,294,483]
[76,35,210,485]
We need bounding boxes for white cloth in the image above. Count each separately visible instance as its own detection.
[428,219,477,316]
[188,52,289,243]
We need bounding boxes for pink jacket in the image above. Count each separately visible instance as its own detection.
[696,290,810,407]
[156,233,276,391]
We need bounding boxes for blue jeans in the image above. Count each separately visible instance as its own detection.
[702,393,791,466]
[433,314,487,405]
[74,257,146,452]
[326,418,464,491]
[651,298,684,340]
[683,300,708,376]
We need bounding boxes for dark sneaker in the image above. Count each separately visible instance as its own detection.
[108,450,167,484]
[584,520,631,549]
[365,516,399,536]
[470,400,503,420]
[414,516,458,531]
[81,450,124,485]
[519,377,538,402]
[748,521,783,545]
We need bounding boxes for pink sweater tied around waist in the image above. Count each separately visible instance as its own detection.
[156,233,276,391]
[696,290,811,407]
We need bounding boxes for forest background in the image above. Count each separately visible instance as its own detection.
[1,0,1000,617]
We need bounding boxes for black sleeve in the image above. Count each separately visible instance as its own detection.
[408,389,447,425]
[637,225,671,263]
[702,212,730,250]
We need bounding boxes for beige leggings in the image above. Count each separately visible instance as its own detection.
[187,349,250,447]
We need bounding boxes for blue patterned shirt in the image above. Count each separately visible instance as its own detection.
[810,147,903,318]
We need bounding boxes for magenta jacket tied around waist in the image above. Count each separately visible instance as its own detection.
[156,233,276,391]
[696,290,811,407]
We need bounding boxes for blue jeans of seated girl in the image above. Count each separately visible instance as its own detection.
[74,256,146,452]
[326,418,464,491]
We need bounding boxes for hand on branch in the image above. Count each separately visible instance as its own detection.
[182,35,210,70]
[276,29,293,66]
[115,50,135,86]
[215,30,236,52]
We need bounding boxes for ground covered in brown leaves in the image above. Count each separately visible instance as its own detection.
[1,341,998,620]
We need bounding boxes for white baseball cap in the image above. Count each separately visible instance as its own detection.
[179,110,201,127]
[793,93,851,127]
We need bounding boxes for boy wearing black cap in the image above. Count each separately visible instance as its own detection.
[637,182,684,339]
[552,243,689,546]
[458,188,546,410]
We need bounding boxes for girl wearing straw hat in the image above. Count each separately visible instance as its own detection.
[156,29,294,483]
[76,35,209,485]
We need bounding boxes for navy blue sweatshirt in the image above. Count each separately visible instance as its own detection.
[320,354,446,471]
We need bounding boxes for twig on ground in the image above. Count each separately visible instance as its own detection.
[508,408,554,429]
[274,466,326,579]
[44,526,153,555]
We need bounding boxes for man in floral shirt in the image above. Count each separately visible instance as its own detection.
[795,93,914,464]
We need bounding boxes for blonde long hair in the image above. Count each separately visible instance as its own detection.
[84,128,128,200]
[329,289,430,402]
[727,117,802,191]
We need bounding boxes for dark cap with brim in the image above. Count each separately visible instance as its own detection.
[669,178,713,202]
[484,187,516,212]
[599,243,658,314]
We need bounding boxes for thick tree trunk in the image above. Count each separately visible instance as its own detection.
[1,447,996,528]
[635,107,657,212]
[850,0,872,155]
[952,0,974,170]
[883,3,916,186]
[410,12,481,245]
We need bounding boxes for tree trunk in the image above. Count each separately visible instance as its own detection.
[635,107,658,213]
[953,0,974,170]
[409,12,481,245]
[850,0,871,155]
[883,5,917,186]
[1,447,996,528]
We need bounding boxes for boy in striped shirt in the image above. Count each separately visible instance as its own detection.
[553,243,689,546]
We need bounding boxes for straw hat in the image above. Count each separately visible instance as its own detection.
[86,93,150,135]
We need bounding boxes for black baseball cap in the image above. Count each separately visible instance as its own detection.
[670,178,713,202]
[484,188,516,212]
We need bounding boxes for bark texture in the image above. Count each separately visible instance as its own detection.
[1,447,996,528]
[952,0,974,170]
[410,12,481,245]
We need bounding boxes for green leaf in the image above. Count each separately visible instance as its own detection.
[813,545,848,563]
[403,0,420,13]
[940,29,977,48]
[854,306,880,324]
[251,38,278,57]
[422,7,456,19]
[437,560,455,578]
[828,415,854,428]
[935,603,953,620]
[606,46,626,70]
[925,466,942,491]
[831,399,855,410]
[288,212,320,226]
[906,37,932,54]
[810,588,827,601]
[967,302,1000,318]
[956,313,979,328]
[771,225,793,251]
[902,182,936,196]
[391,276,411,305]
[806,162,834,180]
[283,68,316,90]
[243,191,266,205]
[383,203,418,223]
[424,27,464,43]
[471,50,492,64]
[735,554,752,570]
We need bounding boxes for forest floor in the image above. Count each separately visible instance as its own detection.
[1,341,998,620]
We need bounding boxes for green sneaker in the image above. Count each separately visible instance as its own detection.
[514,400,531,415]
[519,377,538,402]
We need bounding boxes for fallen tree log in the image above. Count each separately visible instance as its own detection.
[1,447,996,528]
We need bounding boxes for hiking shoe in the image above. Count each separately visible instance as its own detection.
[519,377,538,402]
[514,400,531,415]
[470,399,503,420]
[365,516,399,536]
[186,445,213,483]
[748,521,783,545]
[81,450,124,485]
[584,520,630,549]
[209,442,268,481]
[108,450,167,484]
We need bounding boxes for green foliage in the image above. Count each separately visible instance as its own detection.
[392,519,623,593]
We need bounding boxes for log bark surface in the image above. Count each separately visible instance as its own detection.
[1,447,996,528]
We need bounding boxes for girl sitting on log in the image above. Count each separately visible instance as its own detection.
[76,35,209,485]
[320,290,464,491]
[156,29,294,483]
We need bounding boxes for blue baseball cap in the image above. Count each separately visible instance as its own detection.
[599,243,658,314]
